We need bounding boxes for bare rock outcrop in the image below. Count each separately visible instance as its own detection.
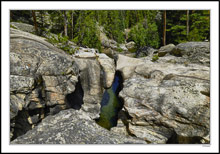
[171,42,210,66]
[10,28,116,140]
[10,28,80,140]
[11,109,146,144]
[116,54,210,144]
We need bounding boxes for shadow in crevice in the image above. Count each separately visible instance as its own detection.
[65,77,84,110]
[166,131,203,144]
[11,109,32,141]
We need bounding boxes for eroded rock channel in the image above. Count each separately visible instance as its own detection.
[96,71,124,130]
[10,27,210,144]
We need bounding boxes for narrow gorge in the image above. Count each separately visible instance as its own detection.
[10,23,210,144]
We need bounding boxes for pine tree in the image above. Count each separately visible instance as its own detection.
[103,10,125,43]
[189,10,210,41]
[128,10,160,48]
[165,10,210,44]
[73,11,101,51]
[10,10,210,51]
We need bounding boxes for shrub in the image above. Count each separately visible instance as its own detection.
[46,32,75,55]
[128,22,160,49]
[152,54,159,62]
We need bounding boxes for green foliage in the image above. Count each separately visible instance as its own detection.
[128,23,146,47]
[46,32,75,55]
[117,48,123,53]
[145,22,160,48]
[128,21,160,48]
[115,43,123,52]
[102,11,125,43]
[11,10,210,51]
[188,10,210,41]
[152,54,159,62]
[73,11,101,51]
[10,10,33,24]
[166,10,210,44]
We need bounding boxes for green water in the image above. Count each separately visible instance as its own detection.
[96,73,123,130]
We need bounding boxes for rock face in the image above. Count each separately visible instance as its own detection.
[171,42,210,66]
[116,54,145,80]
[11,109,146,144]
[10,25,210,144]
[10,22,36,33]
[72,51,115,119]
[116,54,210,144]
[10,28,115,140]
[10,28,80,140]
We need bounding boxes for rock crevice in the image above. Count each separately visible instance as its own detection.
[10,27,210,144]
[116,54,210,144]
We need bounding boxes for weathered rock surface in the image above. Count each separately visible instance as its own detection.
[97,53,116,88]
[72,51,115,119]
[136,46,158,58]
[171,42,210,66]
[10,28,80,140]
[74,51,116,90]
[110,110,130,136]
[125,41,135,52]
[10,22,36,33]
[158,44,175,57]
[116,55,145,80]
[10,28,116,140]
[10,25,210,144]
[117,54,210,144]
[99,24,131,56]
[101,48,116,58]
[11,109,146,144]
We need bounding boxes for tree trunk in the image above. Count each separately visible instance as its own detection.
[40,11,44,28]
[32,10,38,34]
[186,10,189,38]
[71,11,74,39]
[63,10,68,37]
[10,11,13,21]
[121,10,125,30]
[163,10,166,46]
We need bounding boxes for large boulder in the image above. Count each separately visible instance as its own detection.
[10,28,116,140]
[73,51,115,89]
[11,109,146,144]
[10,28,80,140]
[125,41,136,52]
[116,54,210,144]
[101,48,116,58]
[136,46,157,58]
[158,44,175,57]
[116,54,145,80]
[72,51,115,119]
[171,42,210,66]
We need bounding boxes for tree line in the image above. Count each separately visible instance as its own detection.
[10,10,210,51]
